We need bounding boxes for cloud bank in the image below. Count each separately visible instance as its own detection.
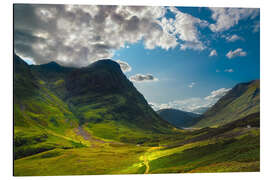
[14,5,259,67]
[209,8,259,32]
[14,4,207,67]
[150,87,231,113]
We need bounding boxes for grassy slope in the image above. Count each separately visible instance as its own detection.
[194,80,260,128]
[14,81,85,159]
[14,54,85,159]
[14,55,259,175]
[14,113,260,175]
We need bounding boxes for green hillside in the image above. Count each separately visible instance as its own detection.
[14,54,175,160]
[14,54,260,175]
[14,112,260,175]
[194,80,260,128]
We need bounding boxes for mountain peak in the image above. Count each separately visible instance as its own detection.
[88,59,121,72]
[39,61,62,69]
[46,61,60,66]
[66,59,132,95]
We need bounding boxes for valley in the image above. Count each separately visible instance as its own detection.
[13,54,260,176]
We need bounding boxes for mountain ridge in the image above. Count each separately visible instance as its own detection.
[193,80,260,128]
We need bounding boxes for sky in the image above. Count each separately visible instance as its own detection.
[14,5,260,113]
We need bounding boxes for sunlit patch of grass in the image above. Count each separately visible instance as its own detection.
[14,145,148,176]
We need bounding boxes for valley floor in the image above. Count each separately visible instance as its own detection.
[14,124,260,176]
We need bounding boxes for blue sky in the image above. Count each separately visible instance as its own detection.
[14,5,260,113]
[111,7,260,112]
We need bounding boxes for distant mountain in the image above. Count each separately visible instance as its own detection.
[193,80,260,128]
[190,107,209,114]
[157,108,200,128]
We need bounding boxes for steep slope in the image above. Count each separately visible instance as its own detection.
[157,109,199,128]
[14,54,82,159]
[64,59,175,142]
[194,80,260,128]
[15,55,175,147]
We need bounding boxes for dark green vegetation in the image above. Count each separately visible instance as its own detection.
[157,108,199,128]
[194,80,260,128]
[14,54,260,175]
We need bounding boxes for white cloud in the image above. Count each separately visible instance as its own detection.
[188,82,196,88]
[209,49,217,57]
[226,48,247,59]
[129,74,158,83]
[209,8,259,32]
[14,5,212,67]
[253,21,260,33]
[204,88,231,101]
[224,69,234,73]
[115,59,132,73]
[14,5,181,67]
[150,87,231,113]
[164,7,208,51]
[226,34,243,42]
[180,41,205,51]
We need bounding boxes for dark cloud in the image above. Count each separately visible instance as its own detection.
[14,4,213,67]
[14,5,256,67]
[14,4,178,67]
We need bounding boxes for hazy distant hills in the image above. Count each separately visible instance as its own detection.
[190,107,209,114]
[157,109,199,128]
[194,80,260,128]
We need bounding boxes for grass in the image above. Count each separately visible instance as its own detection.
[14,145,148,176]
[194,80,260,128]
[14,124,260,175]
[13,56,260,175]
[147,129,259,173]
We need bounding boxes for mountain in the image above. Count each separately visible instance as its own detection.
[193,80,260,128]
[14,54,39,98]
[63,59,175,141]
[14,54,260,175]
[190,107,209,114]
[157,109,200,128]
[14,54,81,159]
[30,61,75,82]
[14,54,175,160]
